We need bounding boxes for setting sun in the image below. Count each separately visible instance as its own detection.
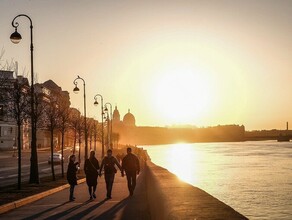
[151,64,216,125]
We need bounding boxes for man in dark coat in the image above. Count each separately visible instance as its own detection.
[122,147,140,196]
[100,149,122,199]
[67,154,79,201]
[84,151,100,200]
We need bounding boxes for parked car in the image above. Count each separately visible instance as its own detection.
[48,153,64,165]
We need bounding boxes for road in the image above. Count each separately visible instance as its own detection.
[0,147,73,187]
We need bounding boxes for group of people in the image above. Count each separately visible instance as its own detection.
[66,147,140,201]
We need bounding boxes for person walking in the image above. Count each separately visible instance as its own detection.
[100,149,122,199]
[67,154,79,201]
[84,151,100,200]
[122,147,140,196]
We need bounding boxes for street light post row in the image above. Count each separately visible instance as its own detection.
[73,75,88,160]
[10,14,39,184]
[105,111,110,151]
[104,102,113,149]
[94,94,104,158]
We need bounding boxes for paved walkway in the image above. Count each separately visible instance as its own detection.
[0,170,150,220]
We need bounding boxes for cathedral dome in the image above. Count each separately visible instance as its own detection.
[123,109,136,127]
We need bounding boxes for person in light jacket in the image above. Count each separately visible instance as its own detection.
[100,149,122,199]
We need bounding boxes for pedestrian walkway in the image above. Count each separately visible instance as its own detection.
[0,170,150,220]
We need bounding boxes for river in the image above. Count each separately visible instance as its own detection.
[142,141,292,220]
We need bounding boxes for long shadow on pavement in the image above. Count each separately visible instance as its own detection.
[42,200,93,220]
[86,198,129,220]
[120,167,150,220]
[21,201,71,220]
[67,198,108,220]
[86,169,150,220]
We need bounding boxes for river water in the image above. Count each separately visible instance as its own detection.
[142,141,292,219]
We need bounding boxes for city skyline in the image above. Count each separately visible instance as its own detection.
[1,0,292,130]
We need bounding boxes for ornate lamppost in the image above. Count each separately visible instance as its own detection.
[10,14,39,184]
[73,75,88,159]
[94,94,104,158]
[104,102,113,149]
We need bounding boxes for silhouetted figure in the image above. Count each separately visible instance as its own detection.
[100,149,122,199]
[84,151,100,200]
[67,154,79,201]
[122,147,140,196]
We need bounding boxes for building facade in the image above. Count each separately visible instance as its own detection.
[0,70,30,150]
[0,72,75,150]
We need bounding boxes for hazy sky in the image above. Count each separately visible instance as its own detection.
[1,0,292,130]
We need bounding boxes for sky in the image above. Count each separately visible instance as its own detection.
[1,0,292,130]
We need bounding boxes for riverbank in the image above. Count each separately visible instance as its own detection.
[146,161,248,220]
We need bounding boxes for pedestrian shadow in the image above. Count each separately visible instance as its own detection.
[41,199,93,220]
[120,169,151,220]
[85,198,129,220]
[21,201,70,220]
[67,198,108,220]
[90,170,150,220]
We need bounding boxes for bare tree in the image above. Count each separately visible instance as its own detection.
[77,117,85,165]
[43,97,60,181]
[112,132,120,149]
[1,54,40,184]
[58,102,71,177]
[92,120,100,152]
[0,74,29,189]
[87,118,94,152]
[70,109,81,154]
[69,109,83,164]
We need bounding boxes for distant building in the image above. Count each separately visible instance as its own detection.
[111,106,136,146]
[0,70,30,150]
[123,109,136,127]
[113,106,136,127]
[111,105,245,145]
[112,106,120,124]
[0,73,75,150]
[34,80,71,149]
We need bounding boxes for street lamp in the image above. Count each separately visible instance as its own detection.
[11,14,39,184]
[94,94,104,158]
[73,75,88,159]
[104,111,110,150]
[104,102,113,149]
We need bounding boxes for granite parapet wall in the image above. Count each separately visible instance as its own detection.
[145,161,248,220]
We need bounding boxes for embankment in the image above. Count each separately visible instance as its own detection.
[145,161,248,220]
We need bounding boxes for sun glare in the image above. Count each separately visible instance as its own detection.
[152,64,215,125]
[167,144,199,184]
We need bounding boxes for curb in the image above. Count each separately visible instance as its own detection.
[0,178,86,215]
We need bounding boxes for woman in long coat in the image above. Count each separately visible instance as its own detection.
[84,151,100,200]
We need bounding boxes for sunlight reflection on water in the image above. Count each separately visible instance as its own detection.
[142,141,292,220]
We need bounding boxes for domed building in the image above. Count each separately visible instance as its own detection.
[112,106,136,127]
[111,106,137,146]
[123,109,136,127]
